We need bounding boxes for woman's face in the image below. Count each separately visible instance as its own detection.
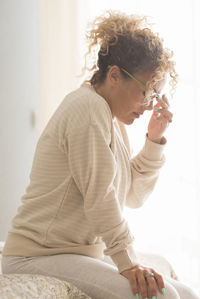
[103,67,166,125]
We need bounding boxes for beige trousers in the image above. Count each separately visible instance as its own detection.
[2,253,199,299]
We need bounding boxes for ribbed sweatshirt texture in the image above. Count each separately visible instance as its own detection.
[3,82,166,273]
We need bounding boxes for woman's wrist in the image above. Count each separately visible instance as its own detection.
[147,134,166,145]
[149,137,162,144]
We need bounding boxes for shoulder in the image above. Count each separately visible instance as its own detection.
[44,83,113,139]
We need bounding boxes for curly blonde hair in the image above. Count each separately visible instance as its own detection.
[82,10,178,97]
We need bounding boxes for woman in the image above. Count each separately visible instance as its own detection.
[2,11,199,299]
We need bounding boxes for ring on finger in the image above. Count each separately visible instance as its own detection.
[144,272,154,279]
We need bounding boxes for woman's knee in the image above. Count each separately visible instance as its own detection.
[179,285,200,299]
[160,281,180,299]
[165,277,199,299]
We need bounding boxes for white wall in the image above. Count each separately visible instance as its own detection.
[0,0,38,240]
[0,0,89,240]
[38,0,89,135]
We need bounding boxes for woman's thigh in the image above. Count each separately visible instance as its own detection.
[165,277,199,299]
[2,254,180,299]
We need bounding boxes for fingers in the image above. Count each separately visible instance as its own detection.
[151,268,166,295]
[129,273,139,298]
[153,109,173,123]
[153,94,173,123]
[156,94,169,109]
[136,269,148,299]
[145,274,157,299]
[133,268,158,299]
[122,266,166,299]
[159,109,173,122]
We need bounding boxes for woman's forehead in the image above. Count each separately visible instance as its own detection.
[140,71,167,93]
[153,76,167,93]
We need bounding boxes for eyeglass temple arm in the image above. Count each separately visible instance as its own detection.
[107,65,148,92]
[121,68,148,91]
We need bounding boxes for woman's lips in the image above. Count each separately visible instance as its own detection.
[132,112,140,118]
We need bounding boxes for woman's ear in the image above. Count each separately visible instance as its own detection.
[107,65,121,87]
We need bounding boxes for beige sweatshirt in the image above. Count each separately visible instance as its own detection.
[3,82,166,273]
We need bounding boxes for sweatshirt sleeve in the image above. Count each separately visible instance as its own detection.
[126,134,166,209]
[67,121,139,273]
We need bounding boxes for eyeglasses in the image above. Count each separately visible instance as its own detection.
[107,65,160,106]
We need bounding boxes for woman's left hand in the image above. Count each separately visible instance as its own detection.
[147,94,173,143]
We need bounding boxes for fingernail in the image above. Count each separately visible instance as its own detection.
[154,107,160,111]
[153,116,158,120]
[136,293,139,298]
[162,288,166,294]
[163,94,167,98]
[152,297,156,299]
[157,95,161,100]
[145,297,148,299]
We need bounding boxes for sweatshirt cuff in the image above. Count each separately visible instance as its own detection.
[110,244,139,273]
[141,134,166,161]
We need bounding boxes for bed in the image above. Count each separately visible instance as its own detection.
[0,242,178,298]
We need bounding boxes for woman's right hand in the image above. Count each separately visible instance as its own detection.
[121,264,166,299]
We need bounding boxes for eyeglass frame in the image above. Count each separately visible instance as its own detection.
[107,65,160,105]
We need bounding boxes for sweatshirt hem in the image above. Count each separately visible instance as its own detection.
[2,233,105,260]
